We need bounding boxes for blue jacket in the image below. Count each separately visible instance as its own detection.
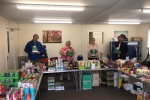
[24,40,44,60]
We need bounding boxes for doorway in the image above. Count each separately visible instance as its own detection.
[6,29,15,70]
[89,31,104,58]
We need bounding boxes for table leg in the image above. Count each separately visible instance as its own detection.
[142,81,145,100]
[79,71,82,91]
[75,71,78,91]
[117,71,120,90]
[74,71,76,85]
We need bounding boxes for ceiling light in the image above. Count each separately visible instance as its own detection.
[18,2,83,6]
[108,21,140,24]
[142,9,150,13]
[17,4,84,11]
[34,18,72,21]
[34,21,72,24]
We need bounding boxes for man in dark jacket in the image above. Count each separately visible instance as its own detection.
[115,36,128,60]
[24,34,44,64]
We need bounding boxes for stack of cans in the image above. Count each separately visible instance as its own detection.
[55,82,65,91]
[48,77,55,90]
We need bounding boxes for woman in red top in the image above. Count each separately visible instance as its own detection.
[59,40,75,80]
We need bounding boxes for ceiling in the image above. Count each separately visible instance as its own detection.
[0,0,150,24]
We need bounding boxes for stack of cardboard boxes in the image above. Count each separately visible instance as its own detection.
[102,71,114,86]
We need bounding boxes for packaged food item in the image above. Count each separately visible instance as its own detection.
[78,61,85,70]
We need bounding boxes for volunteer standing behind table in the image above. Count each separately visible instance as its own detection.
[24,34,44,64]
[114,36,128,60]
[59,40,75,80]
[87,38,100,60]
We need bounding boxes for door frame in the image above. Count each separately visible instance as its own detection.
[5,27,16,70]
[87,30,105,58]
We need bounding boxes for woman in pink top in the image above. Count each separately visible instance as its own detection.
[59,40,75,80]
[87,38,100,60]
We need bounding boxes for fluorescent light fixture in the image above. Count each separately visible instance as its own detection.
[108,20,140,22]
[17,4,84,11]
[34,21,72,24]
[34,18,71,21]
[108,21,140,24]
[142,9,150,13]
[18,2,83,6]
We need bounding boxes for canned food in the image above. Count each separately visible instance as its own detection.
[10,72,14,77]
[6,91,13,100]
[2,72,5,77]
[21,82,25,88]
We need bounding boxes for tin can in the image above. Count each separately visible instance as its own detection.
[6,91,13,100]
[10,71,14,77]
[5,71,9,77]
[2,72,5,77]
[21,82,25,88]
[26,82,30,88]
[13,90,18,100]
[20,87,23,99]
[18,81,22,87]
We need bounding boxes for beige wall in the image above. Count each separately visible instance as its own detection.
[82,25,138,59]
[0,16,19,72]
[19,24,82,60]
[19,24,138,60]
[137,23,150,61]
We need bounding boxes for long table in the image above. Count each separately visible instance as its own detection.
[35,72,43,99]
[116,69,148,100]
[38,68,149,100]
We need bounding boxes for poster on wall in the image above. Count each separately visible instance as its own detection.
[114,31,128,41]
[42,30,62,43]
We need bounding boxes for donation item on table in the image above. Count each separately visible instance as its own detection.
[0,61,43,100]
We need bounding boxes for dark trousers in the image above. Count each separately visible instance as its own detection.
[30,60,40,64]
[115,53,126,60]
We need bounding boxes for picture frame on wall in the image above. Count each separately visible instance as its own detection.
[114,31,128,41]
[42,30,62,43]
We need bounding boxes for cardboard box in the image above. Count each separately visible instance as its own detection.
[92,73,99,80]
[92,73,99,86]
[93,80,99,86]
[82,82,92,90]
[82,73,92,80]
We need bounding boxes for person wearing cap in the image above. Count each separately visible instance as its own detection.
[24,34,44,64]
[114,36,128,60]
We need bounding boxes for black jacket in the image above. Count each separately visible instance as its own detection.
[114,42,128,60]
[115,42,128,54]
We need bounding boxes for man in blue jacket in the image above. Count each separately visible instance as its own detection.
[24,34,44,64]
